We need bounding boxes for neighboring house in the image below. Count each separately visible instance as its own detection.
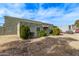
[64,20,79,33]
[68,20,79,33]
[0,16,53,37]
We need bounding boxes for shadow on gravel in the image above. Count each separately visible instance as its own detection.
[0,37,79,56]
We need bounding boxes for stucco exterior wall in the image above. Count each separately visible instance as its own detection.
[0,27,4,35]
[3,16,44,37]
[4,16,18,35]
[0,16,53,37]
[20,22,43,37]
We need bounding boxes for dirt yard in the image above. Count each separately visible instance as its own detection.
[0,34,79,55]
[48,34,79,50]
[0,35,19,45]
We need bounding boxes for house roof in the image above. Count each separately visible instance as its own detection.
[4,16,53,26]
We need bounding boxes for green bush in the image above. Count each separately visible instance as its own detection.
[20,25,30,39]
[51,26,61,35]
[37,30,47,37]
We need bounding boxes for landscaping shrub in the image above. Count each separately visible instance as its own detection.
[20,25,30,39]
[37,30,47,37]
[51,26,61,35]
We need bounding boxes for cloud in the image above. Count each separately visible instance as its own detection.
[0,3,79,31]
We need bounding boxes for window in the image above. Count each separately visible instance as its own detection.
[37,27,40,31]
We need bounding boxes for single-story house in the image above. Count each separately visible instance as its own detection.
[0,16,53,37]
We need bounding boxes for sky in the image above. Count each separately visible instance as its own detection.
[0,3,79,31]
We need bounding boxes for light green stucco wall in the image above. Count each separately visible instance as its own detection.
[0,16,53,37]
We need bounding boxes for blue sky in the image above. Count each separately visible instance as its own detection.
[0,3,79,31]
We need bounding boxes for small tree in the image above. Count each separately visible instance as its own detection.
[20,25,30,39]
